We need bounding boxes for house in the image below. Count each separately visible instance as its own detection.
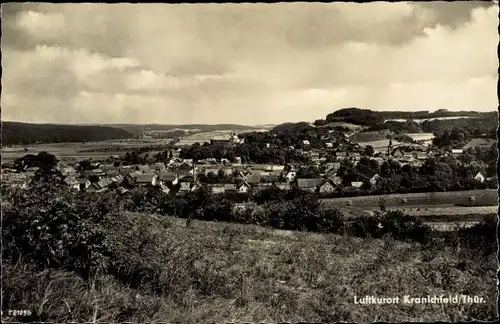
[324,162,341,174]
[392,148,404,158]
[328,176,343,186]
[179,180,202,193]
[204,167,220,176]
[474,172,486,183]
[246,172,262,185]
[325,142,333,148]
[65,177,91,191]
[100,164,115,171]
[462,138,496,150]
[302,140,310,146]
[209,184,226,194]
[261,172,279,183]
[350,181,364,188]
[351,152,361,161]
[59,165,77,176]
[89,177,114,192]
[284,171,297,182]
[136,165,151,173]
[224,183,237,192]
[152,163,167,172]
[221,167,233,176]
[135,173,157,186]
[296,178,324,193]
[336,152,347,160]
[229,134,241,144]
[159,171,178,186]
[236,182,251,193]
[105,168,120,177]
[250,164,269,171]
[117,187,130,195]
[370,174,381,186]
[107,173,121,183]
[90,168,105,177]
[451,149,463,156]
[412,152,428,161]
[177,161,193,171]
[119,165,136,175]
[318,180,336,193]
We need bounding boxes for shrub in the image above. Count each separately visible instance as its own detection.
[1,180,119,278]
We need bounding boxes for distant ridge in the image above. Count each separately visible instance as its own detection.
[1,121,134,146]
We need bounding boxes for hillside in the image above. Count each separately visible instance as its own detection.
[323,108,495,127]
[3,211,496,322]
[1,122,134,146]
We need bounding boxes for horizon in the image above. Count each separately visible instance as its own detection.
[1,2,498,125]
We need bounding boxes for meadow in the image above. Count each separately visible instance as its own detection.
[175,128,271,146]
[0,139,171,162]
[2,212,497,322]
[320,190,498,209]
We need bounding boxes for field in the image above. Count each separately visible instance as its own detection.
[320,190,497,209]
[318,122,365,131]
[3,211,496,322]
[321,190,498,230]
[175,128,270,146]
[405,133,435,142]
[385,116,475,123]
[348,130,392,143]
[1,139,172,162]
[357,139,403,149]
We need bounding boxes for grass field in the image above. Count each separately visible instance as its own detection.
[320,190,498,209]
[2,212,496,322]
[175,128,270,146]
[357,139,404,149]
[1,139,173,162]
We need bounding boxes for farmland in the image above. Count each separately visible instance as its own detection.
[320,190,498,209]
[385,116,475,123]
[357,139,403,149]
[175,128,271,146]
[321,190,498,230]
[0,139,172,162]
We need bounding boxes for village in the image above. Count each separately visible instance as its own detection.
[2,131,493,198]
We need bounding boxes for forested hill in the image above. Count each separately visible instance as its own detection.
[1,122,134,146]
[314,108,496,127]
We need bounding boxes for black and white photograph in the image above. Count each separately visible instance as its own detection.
[1,1,498,322]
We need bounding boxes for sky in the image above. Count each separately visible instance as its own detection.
[1,1,498,125]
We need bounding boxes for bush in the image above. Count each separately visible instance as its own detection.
[1,180,119,278]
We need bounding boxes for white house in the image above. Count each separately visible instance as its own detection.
[370,174,381,186]
[474,172,486,183]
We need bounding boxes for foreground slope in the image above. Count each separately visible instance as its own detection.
[3,212,496,323]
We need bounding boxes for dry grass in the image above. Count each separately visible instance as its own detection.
[2,212,497,322]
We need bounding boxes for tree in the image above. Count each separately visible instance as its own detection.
[364,145,375,157]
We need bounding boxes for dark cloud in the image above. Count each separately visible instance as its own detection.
[1,2,497,124]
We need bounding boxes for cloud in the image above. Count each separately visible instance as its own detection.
[1,2,498,125]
